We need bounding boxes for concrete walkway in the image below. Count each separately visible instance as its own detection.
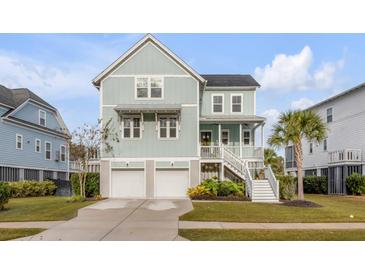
[0,221,65,229]
[15,199,192,241]
[179,221,365,229]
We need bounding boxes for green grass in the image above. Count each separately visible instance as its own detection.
[180,194,365,223]
[0,196,96,222]
[0,228,45,241]
[179,229,365,241]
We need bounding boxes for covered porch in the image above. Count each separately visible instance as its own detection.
[199,116,265,161]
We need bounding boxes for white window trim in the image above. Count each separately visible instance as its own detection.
[121,116,142,139]
[221,129,230,145]
[158,115,179,140]
[135,76,164,100]
[39,109,46,126]
[35,138,41,153]
[211,94,224,114]
[326,107,333,123]
[60,145,66,162]
[230,94,243,113]
[242,130,251,146]
[16,134,23,150]
[45,141,52,160]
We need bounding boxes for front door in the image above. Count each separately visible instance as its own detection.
[200,131,212,146]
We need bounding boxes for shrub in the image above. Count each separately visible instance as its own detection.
[346,173,365,195]
[303,176,328,194]
[71,173,100,197]
[67,195,86,203]
[217,180,244,197]
[277,175,296,200]
[0,183,11,210]
[200,178,219,196]
[187,185,213,198]
[8,180,57,198]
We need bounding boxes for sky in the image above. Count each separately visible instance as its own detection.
[0,33,364,147]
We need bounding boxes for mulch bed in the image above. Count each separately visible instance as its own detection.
[192,195,250,201]
[281,200,323,208]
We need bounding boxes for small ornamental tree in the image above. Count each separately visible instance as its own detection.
[70,119,119,197]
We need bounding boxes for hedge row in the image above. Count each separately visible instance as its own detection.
[71,173,100,197]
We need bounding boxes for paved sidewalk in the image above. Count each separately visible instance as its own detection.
[0,221,65,229]
[179,221,365,230]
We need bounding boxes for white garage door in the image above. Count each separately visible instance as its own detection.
[111,169,145,198]
[155,169,189,198]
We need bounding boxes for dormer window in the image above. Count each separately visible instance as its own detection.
[136,77,163,99]
[39,110,46,126]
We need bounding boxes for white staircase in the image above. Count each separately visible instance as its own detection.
[222,147,279,203]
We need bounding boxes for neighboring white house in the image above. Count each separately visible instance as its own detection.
[285,83,365,194]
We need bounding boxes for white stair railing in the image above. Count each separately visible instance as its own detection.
[264,165,279,200]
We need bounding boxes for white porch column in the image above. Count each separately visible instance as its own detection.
[218,123,222,146]
[239,124,242,158]
[219,162,224,181]
[261,123,264,147]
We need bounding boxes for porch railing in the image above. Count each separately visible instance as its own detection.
[328,149,362,164]
[200,145,264,159]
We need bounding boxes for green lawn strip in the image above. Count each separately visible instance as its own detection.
[180,195,365,223]
[0,197,96,222]
[0,228,45,241]
[179,229,365,241]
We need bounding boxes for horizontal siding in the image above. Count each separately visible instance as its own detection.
[302,87,365,169]
[12,102,63,132]
[101,107,198,158]
[201,89,255,116]
[0,106,10,116]
[111,43,187,76]
[103,76,197,105]
[0,121,68,171]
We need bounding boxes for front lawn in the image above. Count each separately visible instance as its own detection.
[179,229,365,241]
[0,228,45,241]
[0,197,96,222]
[180,194,365,223]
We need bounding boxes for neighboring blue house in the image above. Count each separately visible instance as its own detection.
[0,85,70,181]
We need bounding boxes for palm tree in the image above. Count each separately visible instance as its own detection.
[264,148,284,175]
[268,110,327,200]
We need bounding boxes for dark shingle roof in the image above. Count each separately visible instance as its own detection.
[0,85,55,111]
[201,74,260,87]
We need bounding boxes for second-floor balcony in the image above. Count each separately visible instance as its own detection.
[200,145,264,160]
[328,149,362,164]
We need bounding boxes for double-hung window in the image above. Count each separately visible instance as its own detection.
[221,130,229,145]
[35,139,41,153]
[231,95,243,113]
[39,110,46,126]
[122,117,141,139]
[45,142,52,160]
[16,134,23,150]
[243,131,250,146]
[326,108,333,123]
[309,142,313,154]
[323,139,327,151]
[60,145,66,162]
[136,77,163,99]
[212,94,224,113]
[159,116,178,139]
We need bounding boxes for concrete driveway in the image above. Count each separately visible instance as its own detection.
[22,199,192,241]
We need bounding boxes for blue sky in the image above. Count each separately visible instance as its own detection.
[0,33,364,144]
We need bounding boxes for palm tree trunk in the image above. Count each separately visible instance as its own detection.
[294,142,304,200]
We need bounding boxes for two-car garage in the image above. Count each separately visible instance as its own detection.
[109,160,191,198]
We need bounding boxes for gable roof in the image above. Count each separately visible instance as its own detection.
[307,82,365,110]
[201,74,260,87]
[92,34,206,87]
[0,84,55,111]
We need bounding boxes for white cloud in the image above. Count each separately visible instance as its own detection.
[0,51,98,101]
[254,46,344,92]
[291,97,314,110]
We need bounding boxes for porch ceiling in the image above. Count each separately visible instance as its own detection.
[200,115,265,123]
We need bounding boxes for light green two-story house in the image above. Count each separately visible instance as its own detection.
[93,34,279,202]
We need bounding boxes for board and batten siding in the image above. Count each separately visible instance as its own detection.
[200,89,255,116]
[12,102,63,132]
[0,121,68,171]
[302,86,365,170]
[101,41,199,158]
